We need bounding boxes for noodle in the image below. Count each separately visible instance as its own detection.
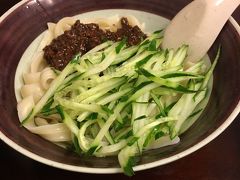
[23,72,40,84]
[17,95,35,122]
[40,67,57,90]
[30,51,47,73]
[54,17,76,37]
[20,83,44,103]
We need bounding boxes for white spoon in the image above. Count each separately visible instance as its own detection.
[162,0,240,62]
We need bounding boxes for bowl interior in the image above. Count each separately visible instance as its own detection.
[0,0,240,171]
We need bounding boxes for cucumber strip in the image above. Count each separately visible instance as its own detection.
[56,98,106,114]
[143,68,203,80]
[90,102,127,150]
[83,41,113,55]
[90,52,105,64]
[98,88,132,105]
[97,118,115,145]
[72,77,126,102]
[134,117,176,139]
[108,100,116,110]
[116,37,127,54]
[81,42,122,78]
[200,47,220,90]
[78,41,113,69]
[76,88,131,122]
[144,136,180,150]
[116,108,130,123]
[77,112,91,122]
[128,83,160,102]
[141,32,162,45]
[135,54,155,68]
[148,39,157,51]
[119,51,155,70]
[74,64,87,73]
[78,54,150,85]
[138,68,197,93]
[72,135,82,154]
[78,59,89,70]
[162,65,183,73]
[112,45,138,65]
[56,106,79,136]
[89,123,99,137]
[169,45,188,67]
[95,140,127,157]
[156,38,163,48]
[80,91,110,104]
[160,71,204,79]
[168,87,206,139]
[78,120,97,152]
[131,93,150,153]
[151,93,166,117]
[103,65,117,75]
[40,97,54,113]
[164,76,204,82]
[144,51,165,70]
[147,38,162,51]
[80,82,125,104]
[146,103,157,116]
[132,93,149,129]
[163,49,174,67]
[68,110,81,119]
[114,127,132,142]
[61,71,82,87]
[160,71,204,82]
[118,143,138,176]
[151,87,177,96]
[186,59,205,73]
[66,79,99,88]
[133,123,149,153]
[179,108,203,134]
[152,57,165,71]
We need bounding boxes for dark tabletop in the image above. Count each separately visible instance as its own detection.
[0,0,240,180]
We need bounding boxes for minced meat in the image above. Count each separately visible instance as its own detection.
[43,17,146,70]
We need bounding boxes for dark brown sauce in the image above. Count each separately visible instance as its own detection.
[43,17,146,70]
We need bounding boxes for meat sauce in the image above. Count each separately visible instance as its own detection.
[43,17,146,70]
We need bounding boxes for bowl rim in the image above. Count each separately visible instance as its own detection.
[0,0,240,174]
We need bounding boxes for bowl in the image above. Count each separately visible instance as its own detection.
[0,0,239,174]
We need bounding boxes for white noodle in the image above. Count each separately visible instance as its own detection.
[54,17,76,37]
[17,95,35,122]
[20,83,44,103]
[23,72,40,84]
[30,51,47,73]
[40,67,56,90]
[28,123,72,142]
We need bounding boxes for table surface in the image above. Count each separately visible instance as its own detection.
[0,0,240,179]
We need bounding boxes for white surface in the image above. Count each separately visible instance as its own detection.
[0,0,240,174]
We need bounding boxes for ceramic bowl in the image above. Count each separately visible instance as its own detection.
[0,0,239,174]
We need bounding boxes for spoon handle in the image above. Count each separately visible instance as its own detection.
[162,0,240,62]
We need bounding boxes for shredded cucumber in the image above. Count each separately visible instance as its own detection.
[23,31,219,176]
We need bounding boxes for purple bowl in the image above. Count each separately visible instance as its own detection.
[0,0,239,174]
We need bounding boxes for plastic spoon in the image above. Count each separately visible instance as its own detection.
[162,0,240,62]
